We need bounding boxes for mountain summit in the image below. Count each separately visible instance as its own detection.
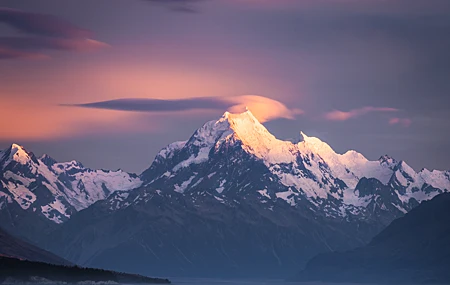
[142,110,447,215]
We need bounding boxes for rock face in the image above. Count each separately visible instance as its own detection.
[41,111,449,278]
[0,227,69,265]
[293,192,450,284]
[0,143,142,241]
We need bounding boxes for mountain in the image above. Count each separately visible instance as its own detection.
[0,227,69,265]
[40,111,450,278]
[0,143,142,241]
[0,224,169,283]
[293,192,450,284]
[0,256,170,284]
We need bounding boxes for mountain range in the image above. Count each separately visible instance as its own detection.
[1,110,449,277]
[293,192,450,283]
[0,144,141,240]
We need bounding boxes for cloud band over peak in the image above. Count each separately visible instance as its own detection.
[64,95,303,123]
[324,107,399,121]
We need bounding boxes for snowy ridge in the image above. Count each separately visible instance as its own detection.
[389,161,450,204]
[142,110,449,220]
[0,144,142,223]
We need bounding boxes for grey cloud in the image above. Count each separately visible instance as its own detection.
[0,37,108,52]
[67,98,232,112]
[63,95,303,123]
[0,8,91,38]
[0,7,107,60]
[0,46,47,60]
[142,0,204,12]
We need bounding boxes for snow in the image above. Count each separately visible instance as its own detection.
[2,110,450,224]
[0,143,142,223]
[215,179,227,194]
[172,147,211,171]
[276,189,297,206]
[299,133,394,188]
[389,164,450,205]
[191,177,204,188]
[5,181,36,210]
[3,171,35,187]
[342,188,371,207]
[48,199,70,218]
[257,189,271,199]
[5,144,32,165]
[157,141,186,160]
[168,110,397,200]
[393,203,408,214]
[214,196,225,203]
[395,171,409,186]
[41,205,64,224]
[49,163,142,210]
[174,175,196,193]
[153,110,450,212]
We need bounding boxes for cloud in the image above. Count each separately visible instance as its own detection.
[0,7,107,60]
[389,117,412,127]
[0,47,48,60]
[64,95,303,123]
[142,0,204,12]
[225,95,303,123]
[324,107,398,121]
[0,37,108,52]
[0,8,91,38]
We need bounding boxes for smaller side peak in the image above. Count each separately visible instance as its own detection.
[58,159,85,169]
[40,154,58,167]
[379,154,393,160]
[379,154,397,166]
[299,132,336,155]
[343,149,366,158]
[396,160,416,173]
[300,131,325,145]
[69,160,85,168]
[300,131,308,139]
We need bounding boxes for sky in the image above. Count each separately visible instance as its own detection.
[0,0,449,173]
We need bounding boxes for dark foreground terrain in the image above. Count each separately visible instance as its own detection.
[0,256,170,284]
[0,228,69,266]
[293,192,450,284]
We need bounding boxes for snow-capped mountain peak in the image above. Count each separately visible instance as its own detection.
[1,143,36,166]
[143,111,400,203]
[0,144,142,224]
[141,110,450,223]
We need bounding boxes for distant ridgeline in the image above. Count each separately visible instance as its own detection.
[1,110,449,277]
[293,192,450,284]
[0,227,170,284]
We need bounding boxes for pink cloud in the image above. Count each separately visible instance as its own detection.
[0,8,108,61]
[0,47,49,60]
[324,106,398,121]
[389,117,412,127]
